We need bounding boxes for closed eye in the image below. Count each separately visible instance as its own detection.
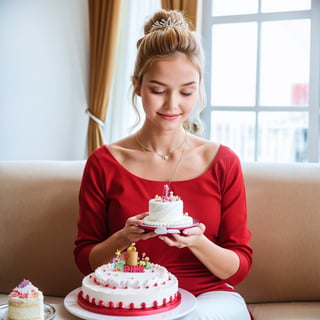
[150,88,166,94]
[152,90,166,94]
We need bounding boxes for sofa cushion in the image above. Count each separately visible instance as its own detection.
[236,162,320,303]
[248,302,320,320]
[0,161,85,296]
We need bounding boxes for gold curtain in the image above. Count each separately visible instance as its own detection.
[87,0,122,155]
[161,0,198,30]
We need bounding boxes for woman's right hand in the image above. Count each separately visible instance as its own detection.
[119,213,157,244]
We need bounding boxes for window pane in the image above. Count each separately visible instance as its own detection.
[210,111,256,161]
[211,23,257,106]
[259,20,310,106]
[212,0,258,16]
[261,0,311,13]
[257,112,308,162]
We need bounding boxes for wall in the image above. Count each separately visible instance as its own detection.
[0,0,89,160]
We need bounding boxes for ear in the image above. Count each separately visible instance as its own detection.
[132,77,141,96]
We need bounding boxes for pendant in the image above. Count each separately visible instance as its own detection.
[162,155,169,160]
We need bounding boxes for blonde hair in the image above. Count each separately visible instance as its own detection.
[131,10,206,135]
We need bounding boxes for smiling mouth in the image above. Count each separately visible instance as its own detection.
[157,112,181,120]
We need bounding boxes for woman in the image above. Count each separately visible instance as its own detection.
[74,9,253,320]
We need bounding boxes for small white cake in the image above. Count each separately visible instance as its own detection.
[8,280,44,320]
[143,188,193,228]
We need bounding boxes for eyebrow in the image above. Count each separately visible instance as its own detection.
[148,80,197,86]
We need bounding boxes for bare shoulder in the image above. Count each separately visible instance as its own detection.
[108,135,138,161]
[177,135,220,179]
[188,134,220,161]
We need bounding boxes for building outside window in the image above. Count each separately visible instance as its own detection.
[201,0,320,162]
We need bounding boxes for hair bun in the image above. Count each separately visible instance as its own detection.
[144,10,190,35]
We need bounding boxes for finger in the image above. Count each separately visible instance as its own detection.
[159,235,186,248]
[182,223,206,235]
[140,231,157,240]
[127,213,149,227]
[130,225,145,233]
[135,212,149,220]
[159,235,175,246]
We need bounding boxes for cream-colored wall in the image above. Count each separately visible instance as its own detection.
[0,0,89,160]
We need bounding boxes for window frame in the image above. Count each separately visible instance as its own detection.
[201,0,320,162]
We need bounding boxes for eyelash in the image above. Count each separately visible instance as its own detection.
[151,90,193,96]
[152,90,165,94]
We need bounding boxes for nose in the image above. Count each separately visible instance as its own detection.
[164,91,179,110]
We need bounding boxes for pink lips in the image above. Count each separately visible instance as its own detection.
[158,113,181,120]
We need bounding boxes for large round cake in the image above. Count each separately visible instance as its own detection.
[143,186,193,228]
[78,244,181,316]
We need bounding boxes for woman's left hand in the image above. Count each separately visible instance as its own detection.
[159,223,206,248]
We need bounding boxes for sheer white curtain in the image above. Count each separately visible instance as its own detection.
[104,0,161,144]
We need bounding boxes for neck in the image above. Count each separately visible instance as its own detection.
[136,129,187,160]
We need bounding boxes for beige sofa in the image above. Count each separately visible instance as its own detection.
[0,161,320,319]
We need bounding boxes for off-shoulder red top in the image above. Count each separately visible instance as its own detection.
[74,144,252,296]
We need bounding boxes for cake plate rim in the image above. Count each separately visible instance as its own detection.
[141,218,199,234]
[64,287,197,320]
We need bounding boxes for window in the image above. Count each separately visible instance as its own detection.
[201,0,320,162]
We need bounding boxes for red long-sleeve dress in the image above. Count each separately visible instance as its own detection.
[74,144,252,297]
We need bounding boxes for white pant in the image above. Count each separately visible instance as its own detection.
[180,291,251,320]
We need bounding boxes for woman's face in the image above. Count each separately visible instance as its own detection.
[136,52,200,131]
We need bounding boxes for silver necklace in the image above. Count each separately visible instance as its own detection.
[166,144,186,183]
[136,130,187,160]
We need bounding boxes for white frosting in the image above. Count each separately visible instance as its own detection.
[81,263,179,309]
[143,195,193,227]
[10,282,40,297]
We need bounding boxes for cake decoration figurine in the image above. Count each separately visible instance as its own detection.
[125,243,138,266]
[113,249,125,271]
[139,252,151,269]
[112,244,150,273]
